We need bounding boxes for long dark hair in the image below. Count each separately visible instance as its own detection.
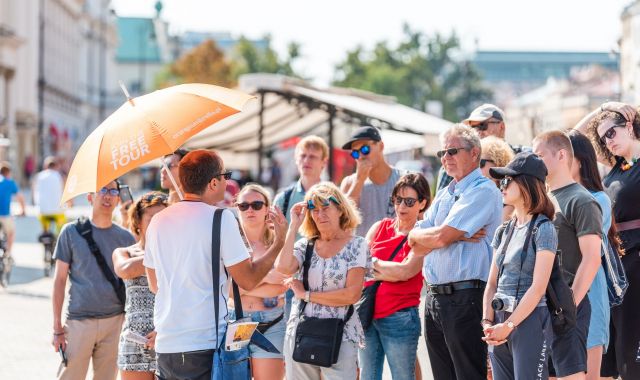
[568,130,624,256]
[512,175,555,220]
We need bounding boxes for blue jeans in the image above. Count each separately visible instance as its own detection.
[358,307,421,380]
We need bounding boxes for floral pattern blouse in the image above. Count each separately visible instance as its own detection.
[285,236,370,347]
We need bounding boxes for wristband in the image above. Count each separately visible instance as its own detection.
[304,290,310,303]
[480,318,493,326]
[53,332,65,336]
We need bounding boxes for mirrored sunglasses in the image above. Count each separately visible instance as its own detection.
[499,177,513,191]
[351,145,371,159]
[307,196,340,210]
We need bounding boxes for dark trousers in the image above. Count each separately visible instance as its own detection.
[601,250,640,379]
[156,349,215,380]
[424,287,487,380]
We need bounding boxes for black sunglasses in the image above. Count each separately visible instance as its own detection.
[236,201,265,212]
[351,145,371,159]
[480,158,495,168]
[436,147,467,158]
[599,124,625,145]
[470,120,501,132]
[214,171,233,180]
[393,196,419,207]
[499,177,513,191]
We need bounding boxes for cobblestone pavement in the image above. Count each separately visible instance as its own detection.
[0,213,433,380]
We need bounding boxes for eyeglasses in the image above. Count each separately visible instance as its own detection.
[392,196,419,207]
[214,171,233,180]
[351,145,371,159]
[480,158,495,168]
[307,196,340,210]
[470,120,501,131]
[599,125,625,145]
[98,187,120,196]
[436,147,467,158]
[236,201,266,211]
[499,177,513,191]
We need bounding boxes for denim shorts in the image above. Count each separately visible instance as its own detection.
[587,265,610,350]
[229,307,285,360]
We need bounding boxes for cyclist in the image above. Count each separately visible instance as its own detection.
[33,156,66,236]
[0,162,26,256]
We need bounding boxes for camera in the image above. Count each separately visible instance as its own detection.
[491,295,517,313]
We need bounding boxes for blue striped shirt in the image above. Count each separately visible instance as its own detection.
[417,168,503,285]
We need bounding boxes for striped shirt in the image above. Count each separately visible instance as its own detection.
[417,168,503,285]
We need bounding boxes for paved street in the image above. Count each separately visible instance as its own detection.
[0,209,432,380]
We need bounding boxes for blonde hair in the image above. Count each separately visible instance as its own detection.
[299,182,361,239]
[236,183,274,246]
[481,136,514,167]
[295,135,330,160]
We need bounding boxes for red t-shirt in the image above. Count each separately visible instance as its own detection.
[366,218,423,319]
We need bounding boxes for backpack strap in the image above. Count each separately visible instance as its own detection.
[74,217,126,305]
[211,208,224,350]
[282,184,296,218]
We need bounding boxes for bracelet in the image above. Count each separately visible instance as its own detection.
[480,318,493,326]
[53,332,65,336]
[304,290,310,303]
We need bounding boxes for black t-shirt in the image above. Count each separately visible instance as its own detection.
[604,157,640,252]
[550,183,603,285]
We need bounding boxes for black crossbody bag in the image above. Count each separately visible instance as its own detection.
[75,217,126,305]
[293,239,353,367]
[355,235,408,331]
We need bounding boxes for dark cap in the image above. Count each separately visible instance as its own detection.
[489,152,548,182]
[341,126,382,150]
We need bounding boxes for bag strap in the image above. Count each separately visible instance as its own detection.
[282,184,295,218]
[372,235,408,287]
[514,214,540,299]
[496,219,516,280]
[299,238,354,322]
[212,208,224,350]
[74,217,125,305]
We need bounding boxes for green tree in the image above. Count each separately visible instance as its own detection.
[333,24,492,121]
[231,35,303,79]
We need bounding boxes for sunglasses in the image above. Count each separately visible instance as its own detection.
[480,158,495,168]
[236,201,266,212]
[214,171,233,180]
[98,187,120,196]
[436,147,467,158]
[307,196,340,210]
[392,196,419,207]
[470,120,501,131]
[351,145,371,159]
[499,177,513,191]
[599,125,625,145]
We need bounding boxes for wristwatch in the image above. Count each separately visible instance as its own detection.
[304,290,310,302]
[505,320,516,330]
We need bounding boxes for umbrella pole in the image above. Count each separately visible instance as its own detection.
[162,161,184,201]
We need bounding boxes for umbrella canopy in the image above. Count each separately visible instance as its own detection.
[61,83,255,204]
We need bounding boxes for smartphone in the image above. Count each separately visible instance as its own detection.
[59,344,68,367]
[120,185,133,203]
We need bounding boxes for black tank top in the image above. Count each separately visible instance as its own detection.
[603,157,640,252]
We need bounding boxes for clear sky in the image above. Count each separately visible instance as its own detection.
[112,0,631,85]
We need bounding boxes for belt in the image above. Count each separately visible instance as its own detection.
[426,280,486,295]
[617,219,640,232]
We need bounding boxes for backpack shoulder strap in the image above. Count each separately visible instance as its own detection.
[211,208,224,349]
[282,184,296,218]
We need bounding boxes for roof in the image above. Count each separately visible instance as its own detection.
[116,17,162,63]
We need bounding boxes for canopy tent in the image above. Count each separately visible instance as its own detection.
[185,74,453,174]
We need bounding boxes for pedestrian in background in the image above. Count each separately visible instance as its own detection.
[0,162,26,256]
[113,191,168,380]
[480,136,515,222]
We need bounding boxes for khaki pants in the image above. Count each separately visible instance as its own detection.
[284,333,358,380]
[57,314,124,380]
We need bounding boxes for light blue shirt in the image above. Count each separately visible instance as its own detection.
[590,190,612,245]
[417,168,503,285]
[274,181,307,241]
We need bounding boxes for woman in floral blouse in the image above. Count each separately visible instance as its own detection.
[276,182,368,380]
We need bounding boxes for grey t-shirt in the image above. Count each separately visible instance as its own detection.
[549,183,602,285]
[356,167,403,237]
[54,221,136,320]
[492,216,558,306]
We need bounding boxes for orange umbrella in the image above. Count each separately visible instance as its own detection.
[61,83,255,204]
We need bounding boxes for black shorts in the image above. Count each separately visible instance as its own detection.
[548,298,591,377]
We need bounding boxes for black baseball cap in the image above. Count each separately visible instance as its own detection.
[341,126,382,150]
[489,152,548,182]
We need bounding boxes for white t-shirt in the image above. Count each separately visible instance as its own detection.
[143,201,250,353]
[34,169,64,214]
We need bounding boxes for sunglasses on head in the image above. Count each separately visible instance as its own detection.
[436,147,467,158]
[236,201,266,212]
[351,145,371,159]
[98,187,120,196]
[214,171,233,180]
[392,196,420,207]
[470,120,501,132]
[307,196,340,210]
[480,158,495,168]
[599,124,626,145]
[499,177,513,191]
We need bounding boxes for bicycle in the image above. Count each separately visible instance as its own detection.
[0,223,12,287]
[38,215,60,277]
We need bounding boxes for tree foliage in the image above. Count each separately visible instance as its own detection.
[169,40,235,87]
[231,35,302,79]
[333,24,492,121]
